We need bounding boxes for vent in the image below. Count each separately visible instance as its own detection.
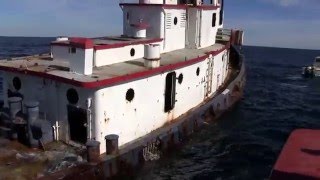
[180,13,186,28]
[166,13,172,29]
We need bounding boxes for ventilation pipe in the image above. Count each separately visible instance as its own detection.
[144,44,161,68]
[24,101,40,148]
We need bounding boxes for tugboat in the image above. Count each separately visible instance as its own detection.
[0,0,245,178]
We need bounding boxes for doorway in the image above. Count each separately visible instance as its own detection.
[67,105,88,144]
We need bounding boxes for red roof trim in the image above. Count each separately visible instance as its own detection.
[0,44,229,89]
[70,37,94,49]
[51,37,94,49]
[120,3,187,9]
[94,38,163,50]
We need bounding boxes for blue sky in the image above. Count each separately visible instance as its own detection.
[0,0,319,49]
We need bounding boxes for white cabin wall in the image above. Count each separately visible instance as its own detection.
[51,46,93,75]
[52,46,70,62]
[92,49,227,154]
[186,8,219,49]
[94,45,144,67]
[199,9,219,48]
[186,8,199,49]
[163,9,186,53]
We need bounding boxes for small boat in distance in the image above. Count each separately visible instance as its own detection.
[302,56,320,78]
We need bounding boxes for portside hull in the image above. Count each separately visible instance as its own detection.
[43,50,246,179]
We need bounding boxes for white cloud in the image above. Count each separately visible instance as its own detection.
[261,0,320,7]
[263,0,299,6]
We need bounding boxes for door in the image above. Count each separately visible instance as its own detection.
[164,72,176,112]
[67,105,88,144]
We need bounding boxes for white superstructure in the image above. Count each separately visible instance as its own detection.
[0,0,244,154]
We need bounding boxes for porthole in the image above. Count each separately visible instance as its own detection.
[126,88,135,102]
[178,73,183,84]
[13,77,21,91]
[196,67,200,76]
[67,88,79,104]
[174,17,178,25]
[130,48,135,57]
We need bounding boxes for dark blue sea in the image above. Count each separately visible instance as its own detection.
[1,37,320,180]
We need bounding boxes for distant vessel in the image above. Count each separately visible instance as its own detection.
[302,56,320,78]
[0,0,245,178]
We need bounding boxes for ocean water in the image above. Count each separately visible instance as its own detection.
[1,37,320,179]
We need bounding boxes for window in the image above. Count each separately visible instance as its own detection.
[130,48,135,57]
[126,88,135,102]
[178,73,183,84]
[196,67,200,76]
[66,88,79,104]
[13,77,21,91]
[174,17,178,25]
[212,13,216,27]
[69,47,76,54]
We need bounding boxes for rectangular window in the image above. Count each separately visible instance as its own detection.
[69,47,76,54]
[212,13,217,27]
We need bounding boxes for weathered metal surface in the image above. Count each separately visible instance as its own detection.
[86,140,101,163]
[105,135,119,155]
[42,47,245,179]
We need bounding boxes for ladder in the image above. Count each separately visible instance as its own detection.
[205,56,214,97]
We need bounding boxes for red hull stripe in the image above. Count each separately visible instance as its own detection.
[0,43,229,89]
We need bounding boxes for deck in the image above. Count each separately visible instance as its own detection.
[0,43,227,88]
